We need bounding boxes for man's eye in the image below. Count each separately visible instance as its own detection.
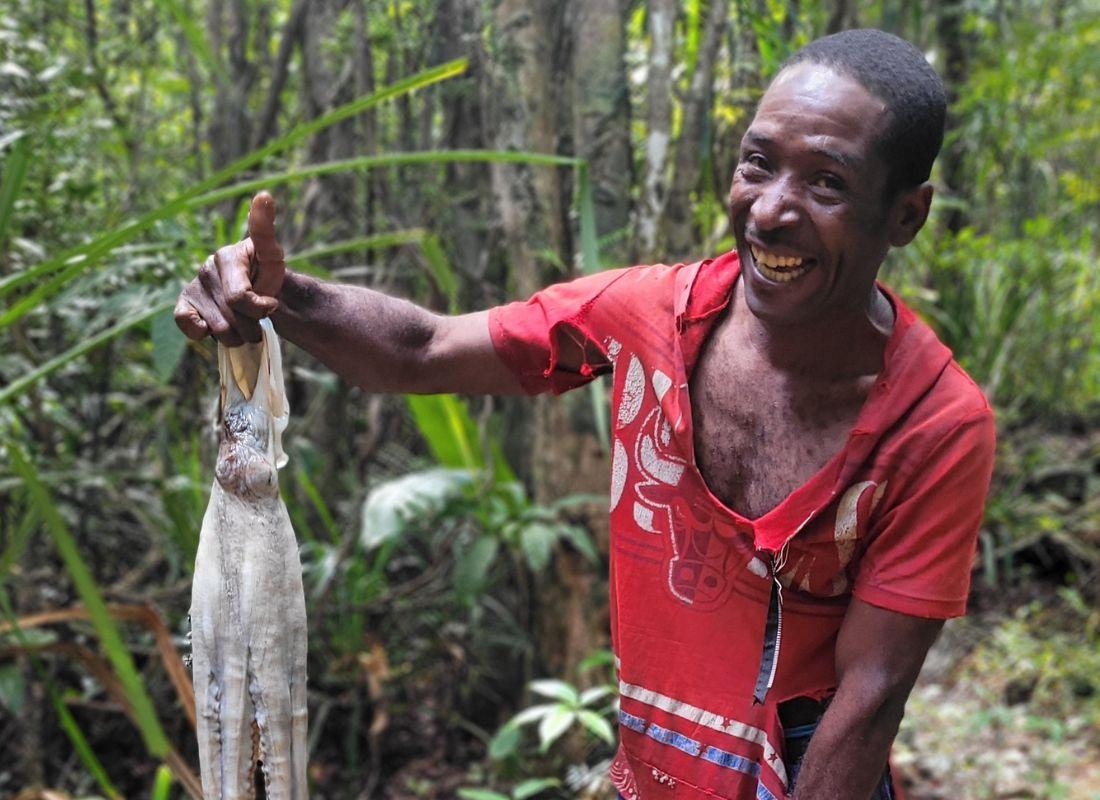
[811,175,844,191]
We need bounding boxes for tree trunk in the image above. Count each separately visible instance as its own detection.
[570,0,633,262]
[936,0,970,234]
[484,0,566,298]
[662,0,730,260]
[637,0,677,260]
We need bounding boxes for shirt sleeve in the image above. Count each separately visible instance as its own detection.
[852,410,997,619]
[488,267,635,395]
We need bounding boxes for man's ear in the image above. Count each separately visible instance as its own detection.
[889,183,934,247]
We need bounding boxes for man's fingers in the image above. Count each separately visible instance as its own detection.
[247,191,285,297]
[197,256,261,345]
[218,243,279,318]
[174,292,208,340]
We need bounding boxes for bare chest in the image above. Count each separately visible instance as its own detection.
[689,341,874,520]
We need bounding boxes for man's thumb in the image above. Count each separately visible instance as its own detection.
[247,191,285,295]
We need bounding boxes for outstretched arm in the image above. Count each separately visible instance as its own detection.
[791,598,943,800]
[175,192,525,396]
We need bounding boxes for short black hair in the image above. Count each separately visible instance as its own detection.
[780,29,946,195]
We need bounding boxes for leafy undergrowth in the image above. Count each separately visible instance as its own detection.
[896,588,1100,800]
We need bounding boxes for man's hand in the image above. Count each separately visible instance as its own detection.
[175,191,286,346]
[791,599,943,799]
[171,190,523,394]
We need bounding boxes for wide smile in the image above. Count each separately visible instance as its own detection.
[750,245,814,283]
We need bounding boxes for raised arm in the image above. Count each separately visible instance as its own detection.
[790,598,943,799]
[174,192,525,396]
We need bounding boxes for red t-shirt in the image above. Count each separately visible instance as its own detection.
[489,252,996,800]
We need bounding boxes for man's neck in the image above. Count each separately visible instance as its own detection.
[731,280,895,381]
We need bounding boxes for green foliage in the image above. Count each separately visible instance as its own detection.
[489,670,617,760]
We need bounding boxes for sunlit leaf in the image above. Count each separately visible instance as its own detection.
[513,777,561,799]
[536,706,575,751]
[578,709,615,744]
[456,790,509,800]
[530,678,578,705]
[521,523,558,572]
[360,468,472,549]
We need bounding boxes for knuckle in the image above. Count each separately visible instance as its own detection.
[207,319,231,337]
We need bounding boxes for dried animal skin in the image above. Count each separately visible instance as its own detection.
[190,318,308,799]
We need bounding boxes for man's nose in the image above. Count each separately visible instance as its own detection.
[751,177,801,231]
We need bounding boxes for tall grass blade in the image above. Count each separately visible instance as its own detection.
[190,150,583,209]
[0,133,30,251]
[0,299,174,405]
[293,463,341,542]
[8,446,170,756]
[577,164,601,274]
[0,59,469,323]
[287,230,428,264]
[151,763,174,800]
[406,394,482,471]
[419,234,459,312]
[0,589,123,800]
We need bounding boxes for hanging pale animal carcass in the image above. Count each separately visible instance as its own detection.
[190,314,309,799]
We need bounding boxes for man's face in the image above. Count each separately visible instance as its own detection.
[728,63,899,327]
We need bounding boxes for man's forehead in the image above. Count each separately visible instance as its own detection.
[746,63,890,159]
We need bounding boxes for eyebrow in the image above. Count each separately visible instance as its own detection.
[742,131,861,171]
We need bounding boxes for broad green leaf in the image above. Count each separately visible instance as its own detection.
[530,678,579,705]
[360,468,472,549]
[453,534,500,599]
[456,790,509,800]
[578,685,613,706]
[560,524,598,562]
[487,722,521,760]
[537,706,575,752]
[506,702,558,728]
[150,307,186,382]
[406,394,483,471]
[513,777,561,800]
[9,446,169,756]
[521,522,557,572]
[0,662,25,714]
[578,709,615,744]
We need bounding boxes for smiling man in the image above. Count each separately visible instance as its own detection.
[177,28,995,800]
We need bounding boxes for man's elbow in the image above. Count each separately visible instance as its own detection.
[837,662,920,733]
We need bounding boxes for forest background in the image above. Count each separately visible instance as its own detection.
[1,0,1098,798]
